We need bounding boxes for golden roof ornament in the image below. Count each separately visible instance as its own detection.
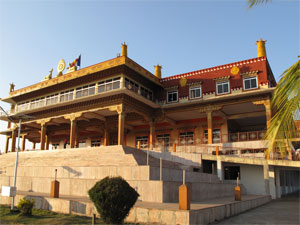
[56,59,66,77]
[179,77,187,87]
[9,83,15,93]
[43,68,53,81]
[231,66,240,75]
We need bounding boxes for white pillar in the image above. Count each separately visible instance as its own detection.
[275,167,281,199]
[268,166,276,199]
[217,159,223,181]
[263,163,270,195]
[86,138,92,147]
[59,140,64,149]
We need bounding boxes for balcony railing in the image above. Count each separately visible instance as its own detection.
[229,130,266,142]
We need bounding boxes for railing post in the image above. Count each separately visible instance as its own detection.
[216,146,219,156]
[173,143,176,152]
[160,157,162,181]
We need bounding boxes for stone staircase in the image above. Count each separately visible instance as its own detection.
[0,145,241,203]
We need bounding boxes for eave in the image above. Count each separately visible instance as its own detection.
[2,56,162,104]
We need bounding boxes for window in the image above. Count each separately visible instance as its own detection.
[76,84,95,98]
[204,129,221,144]
[52,144,59,150]
[45,94,58,105]
[179,131,194,145]
[125,78,139,93]
[167,90,178,103]
[30,98,45,109]
[224,166,240,180]
[216,81,229,95]
[157,134,170,147]
[190,86,201,99]
[136,136,148,149]
[91,140,101,147]
[244,76,258,90]
[17,102,30,112]
[98,77,120,93]
[141,87,153,101]
[60,89,74,102]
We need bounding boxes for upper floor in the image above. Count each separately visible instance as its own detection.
[1,39,276,118]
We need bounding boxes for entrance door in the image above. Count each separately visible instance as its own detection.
[110,134,118,145]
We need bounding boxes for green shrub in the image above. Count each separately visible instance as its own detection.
[17,197,35,216]
[88,176,139,224]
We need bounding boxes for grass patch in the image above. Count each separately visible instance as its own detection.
[0,204,105,224]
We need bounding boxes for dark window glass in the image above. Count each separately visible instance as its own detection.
[224,166,240,180]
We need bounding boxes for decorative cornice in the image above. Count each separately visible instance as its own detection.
[213,76,231,82]
[165,85,178,91]
[188,81,203,87]
[241,70,259,77]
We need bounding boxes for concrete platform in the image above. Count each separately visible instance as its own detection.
[0,191,271,225]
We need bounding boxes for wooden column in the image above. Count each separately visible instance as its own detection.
[70,119,77,148]
[32,142,36,150]
[104,127,109,146]
[11,129,16,152]
[265,100,271,129]
[40,123,46,150]
[222,119,228,143]
[118,112,125,145]
[46,135,50,150]
[149,121,155,150]
[21,135,26,151]
[207,111,213,144]
[5,136,10,153]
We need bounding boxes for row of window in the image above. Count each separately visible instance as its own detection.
[17,77,155,112]
[125,78,153,101]
[16,77,121,112]
[136,129,221,148]
[167,76,258,103]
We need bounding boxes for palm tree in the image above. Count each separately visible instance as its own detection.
[248,0,270,8]
[248,0,300,159]
[265,59,300,159]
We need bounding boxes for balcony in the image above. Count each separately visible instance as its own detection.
[229,130,266,142]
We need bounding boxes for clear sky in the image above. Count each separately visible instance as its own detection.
[0,0,299,152]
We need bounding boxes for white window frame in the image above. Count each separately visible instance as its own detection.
[216,81,230,95]
[136,136,149,149]
[45,94,58,106]
[157,134,170,147]
[189,86,202,99]
[98,77,120,93]
[179,131,194,145]
[60,89,74,102]
[167,90,178,103]
[243,76,258,90]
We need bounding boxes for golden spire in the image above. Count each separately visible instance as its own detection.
[121,42,128,57]
[154,64,162,79]
[256,38,267,57]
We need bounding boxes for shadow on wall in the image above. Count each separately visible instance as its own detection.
[62,166,82,177]
[24,195,87,215]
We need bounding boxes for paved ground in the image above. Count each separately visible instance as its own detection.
[212,191,300,225]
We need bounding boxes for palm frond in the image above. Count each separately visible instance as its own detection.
[248,0,271,8]
[265,58,300,158]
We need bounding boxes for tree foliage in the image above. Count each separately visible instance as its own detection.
[248,0,270,8]
[88,176,139,224]
[248,0,300,158]
[265,58,300,157]
[17,197,35,216]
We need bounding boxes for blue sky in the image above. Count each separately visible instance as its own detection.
[0,0,299,151]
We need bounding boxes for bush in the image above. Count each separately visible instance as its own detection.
[88,176,139,224]
[17,197,35,216]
